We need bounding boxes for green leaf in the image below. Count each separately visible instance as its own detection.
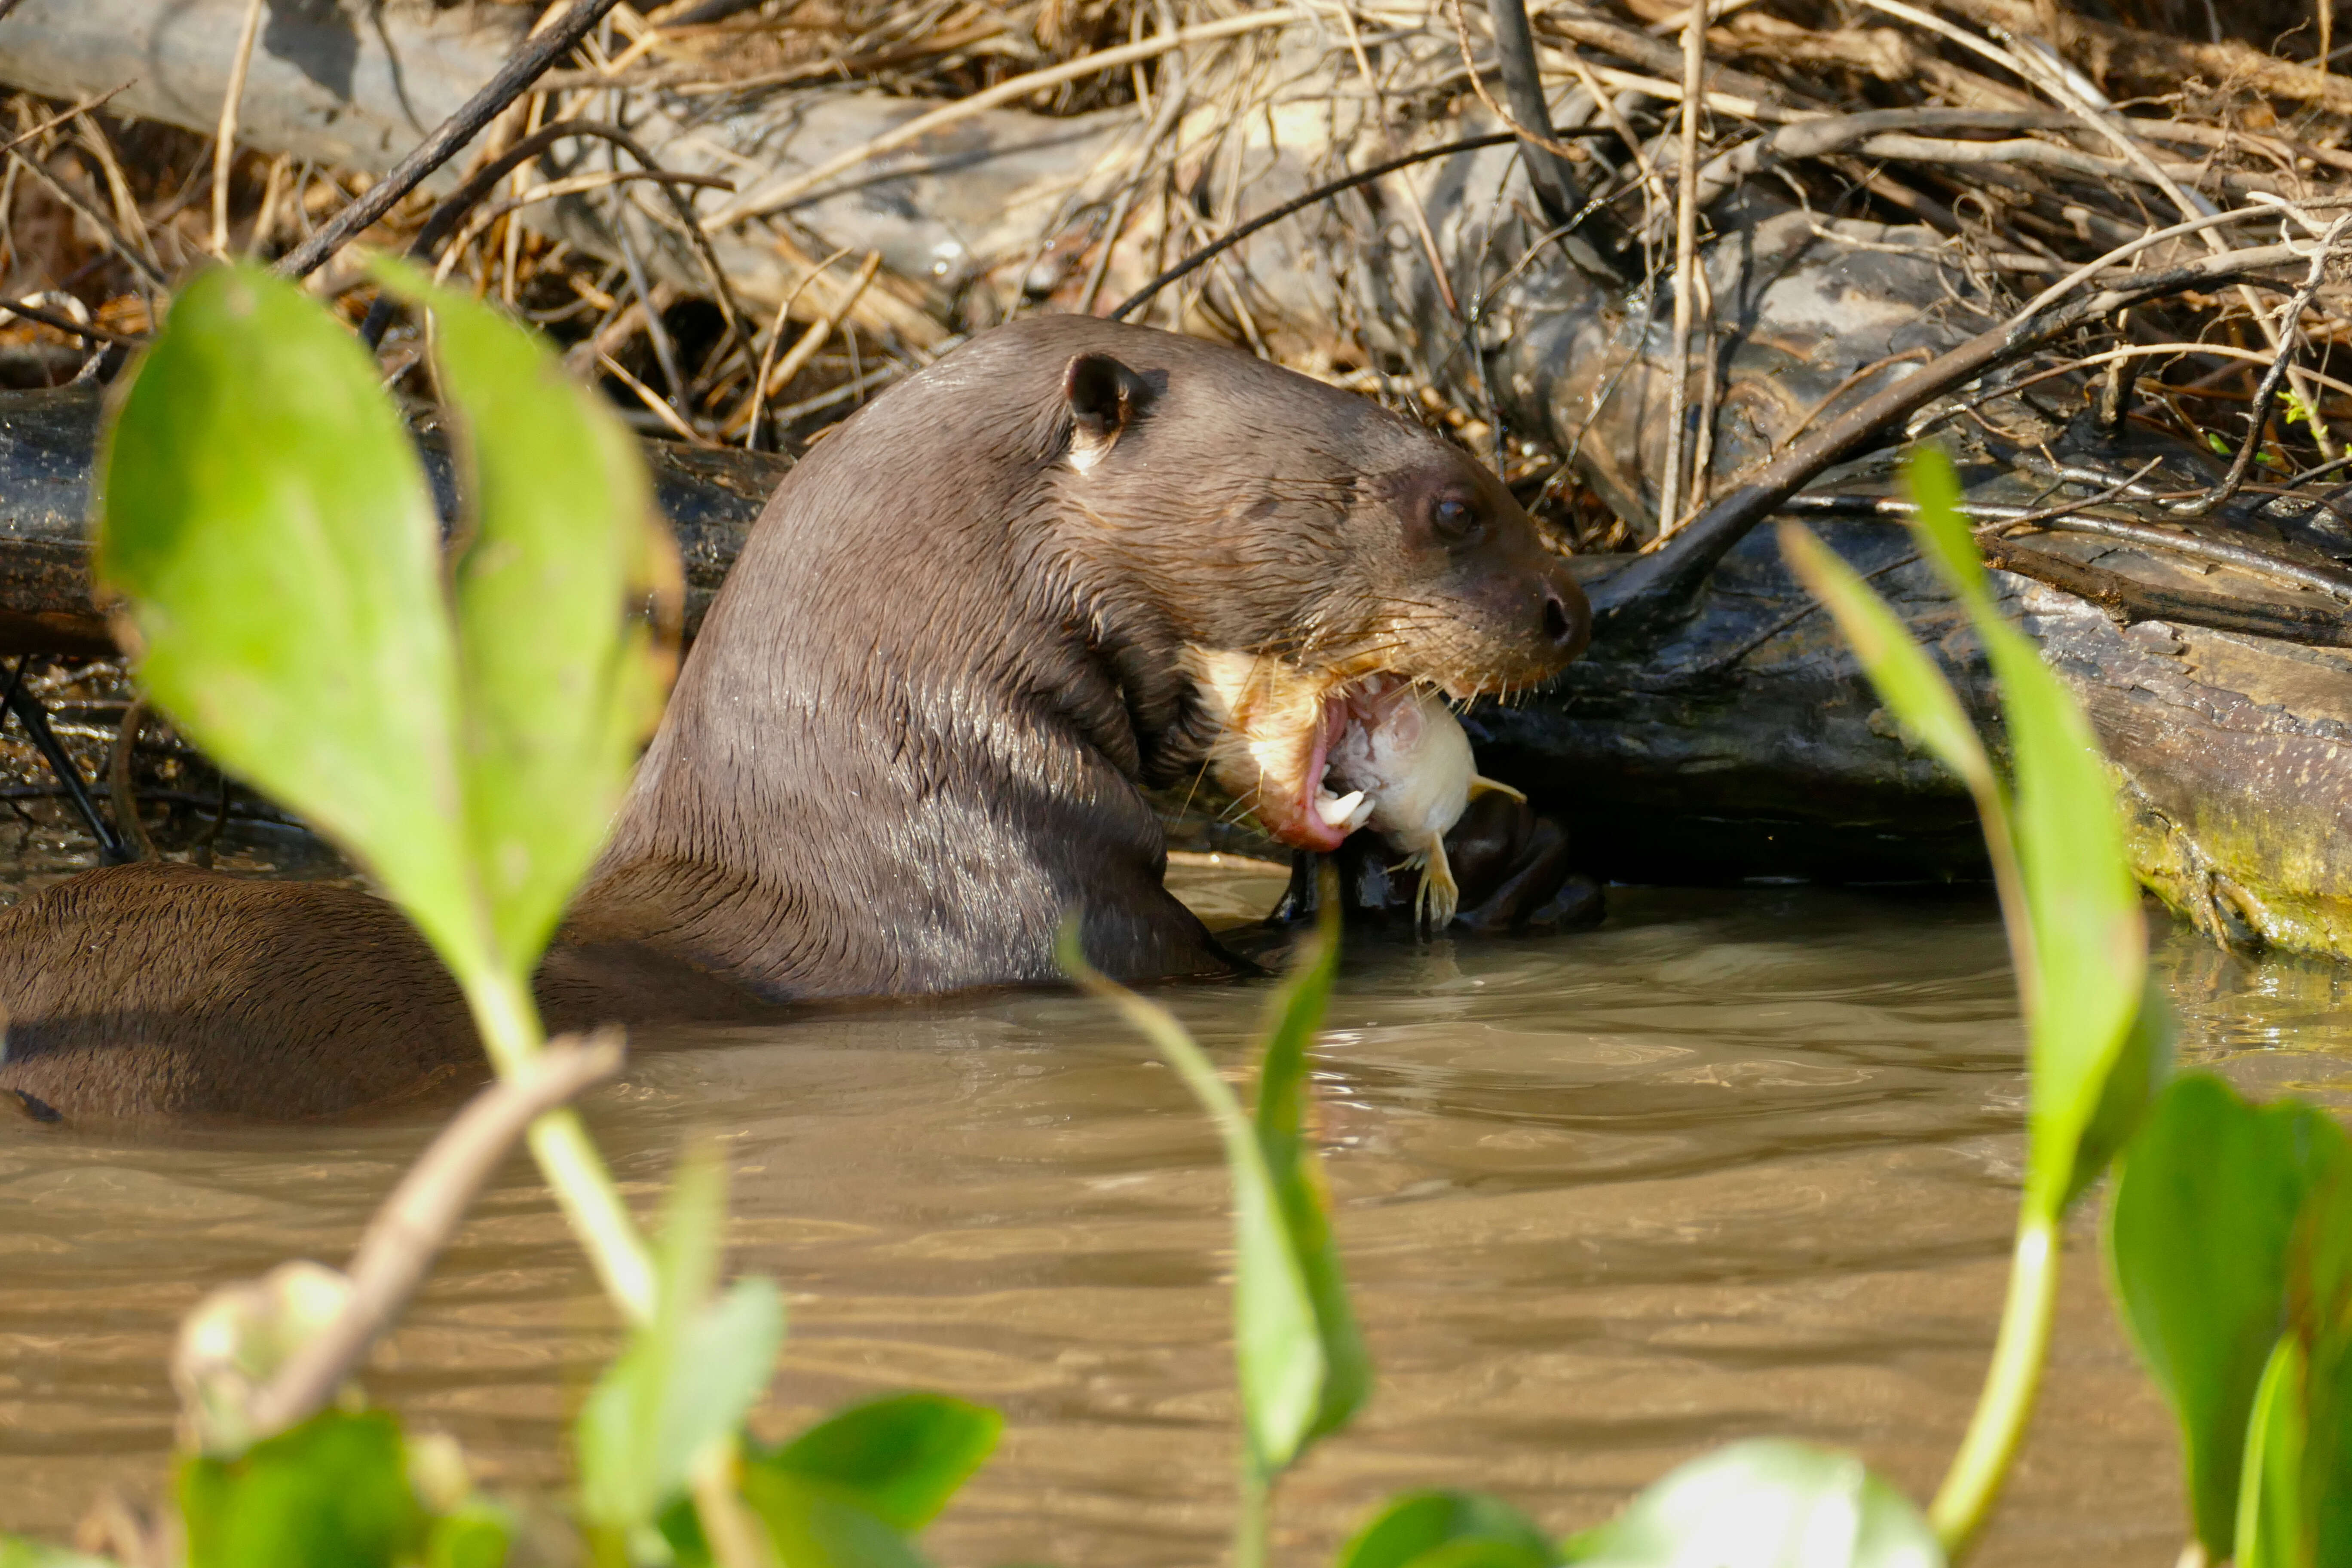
[178,1409,427,1568]
[2108,1073,2352,1554]
[1564,1440,1942,1568]
[98,264,476,970]
[1251,923,1371,1452]
[2239,1335,2313,1568]
[1902,448,2147,1220]
[2278,1162,2352,1565]
[98,262,677,1002]
[0,1542,116,1568]
[766,1392,1001,1531]
[2062,983,2174,1210]
[1336,1490,1555,1568]
[2233,1163,2352,1568]
[1060,915,1367,1478]
[577,1150,784,1530]
[737,1470,934,1568]
[662,1469,937,1568]
[1396,1547,1553,1568]
[423,1505,512,1568]
[379,257,677,969]
[1776,522,1999,801]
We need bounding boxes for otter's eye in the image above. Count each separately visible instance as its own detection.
[1431,496,1481,541]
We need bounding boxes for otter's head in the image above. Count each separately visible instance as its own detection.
[1028,320,1589,851]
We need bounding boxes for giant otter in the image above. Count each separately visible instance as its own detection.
[0,316,1588,1122]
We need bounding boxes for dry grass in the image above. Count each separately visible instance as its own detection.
[8,0,2352,506]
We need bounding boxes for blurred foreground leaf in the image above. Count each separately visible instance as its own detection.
[383,257,677,970]
[424,1506,514,1568]
[2109,1073,2351,1555]
[734,1470,934,1568]
[102,257,669,1334]
[1782,450,2156,1556]
[1780,452,2148,1222]
[1899,450,2146,1218]
[1336,1490,1556,1568]
[1061,917,1365,1481]
[178,1409,426,1568]
[661,1467,939,1568]
[1562,1440,1942,1568]
[2236,1161,2352,1568]
[766,1392,1002,1530]
[98,260,677,1000]
[0,1543,116,1568]
[2239,1335,2314,1568]
[1250,923,1371,1461]
[577,1151,783,1535]
[100,265,472,961]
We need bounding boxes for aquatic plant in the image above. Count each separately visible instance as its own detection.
[1790,453,2352,1566]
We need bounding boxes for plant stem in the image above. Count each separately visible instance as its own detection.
[1929,1210,2061,1558]
[692,1437,781,1568]
[463,964,658,1325]
[1234,1463,1271,1568]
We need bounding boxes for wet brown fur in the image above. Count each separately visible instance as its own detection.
[0,317,1586,1121]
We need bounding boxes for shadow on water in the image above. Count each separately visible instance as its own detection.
[3,858,2347,1562]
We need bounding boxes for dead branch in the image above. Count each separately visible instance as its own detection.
[275,0,632,279]
[1978,536,2352,644]
[1588,241,2320,635]
[243,1032,623,1439]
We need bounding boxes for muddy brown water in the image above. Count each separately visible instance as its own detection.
[3,842,2349,1563]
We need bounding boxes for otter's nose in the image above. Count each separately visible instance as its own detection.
[1540,576,1591,659]
[1543,592,1575,644]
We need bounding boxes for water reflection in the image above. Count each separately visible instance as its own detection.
[3,873,2345,1565]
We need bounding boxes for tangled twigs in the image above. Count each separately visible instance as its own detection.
[3,147,165,288]
[1654,6,1707,539]
[104,694,154,863]
[358,120,746,358]
[275,0,631,280]
[1452,0,1637,276]
[2173,212,2352,518]
[2018,514,2352,602]
[1587,242,2320,639]
[702,9,1303,230]
[1688,109,2073,213]
[0,296,136,346]
[729,251,877,443]
[1109,131,1628,324]
[0,80,134,164]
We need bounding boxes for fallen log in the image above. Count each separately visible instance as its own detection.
[0,385,784,653]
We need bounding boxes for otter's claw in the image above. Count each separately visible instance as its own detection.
[1400,845,1460,933]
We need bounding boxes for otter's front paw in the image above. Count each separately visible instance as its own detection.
[1261,791,1603,938]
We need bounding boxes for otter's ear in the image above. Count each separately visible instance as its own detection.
[1063,352,1152,472]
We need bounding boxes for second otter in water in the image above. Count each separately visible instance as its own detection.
[0,316,1589,1121]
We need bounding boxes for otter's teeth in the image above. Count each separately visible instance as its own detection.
[1315,789,1370,830]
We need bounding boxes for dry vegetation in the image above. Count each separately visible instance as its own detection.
[12,0,2352,487]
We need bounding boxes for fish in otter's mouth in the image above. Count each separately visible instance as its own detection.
[1180,649,1478,853]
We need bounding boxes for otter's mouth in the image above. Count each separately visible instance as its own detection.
[1184,650,1422,852]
